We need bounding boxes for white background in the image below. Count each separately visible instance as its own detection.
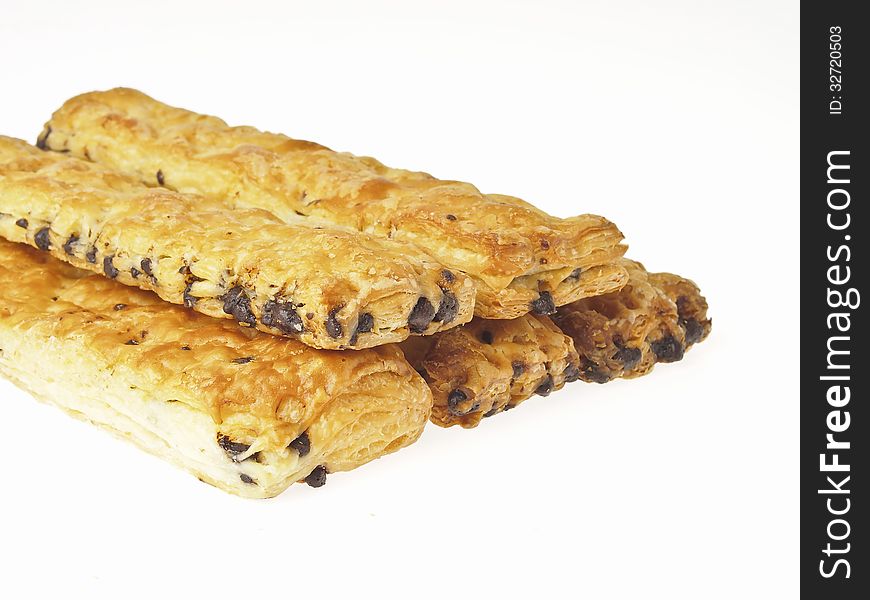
[0,1,799,598]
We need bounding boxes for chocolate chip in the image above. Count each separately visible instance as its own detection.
[86,247,97,264]
[240,474,257,485]
[349,312,374,345]
[183,282,197,308]
[441,269,455,283]
[563,363,581,383]
[502,403,516,412]
[675,296,690,319]
[222,286,256,326]
[356,313,374,334]
[61,235,79,256]
[540,239,550,249]
[103,256,119,279]
[156,170,165,185]
[131,267,141,279]
[613,345,642,370]
[681,318,704,345]
[306,312,315,320]
[217,434,251,459]
[567,267,582,280]
[305,465,328,488]
[447,388,479,416]
[36,127,51,150]
[530,291,556,315]
[408,297,435,333]
[482,407,500,418]
[15,218,28,229]
[479,330,493,344]
[447,389,467,413]
[650,336,684,363]
[326,306,343,338]
[535,375,554,396]
[581,359,612,384]
[124,339,139,345]
[446,214,457,221]
[512,361,526,378]
[180,345,191,351]
[432,291,458,324]
[288,432,311,457]
[261,300,304,335]
[140,258,154,277]
[34,227,51,251]
[539,258,548,265]
[113,304,126,311]
[232,356,254,364]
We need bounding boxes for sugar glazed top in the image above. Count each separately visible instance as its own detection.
[41,88,629,319]
[0,241,431,497]
[0,136,475,350]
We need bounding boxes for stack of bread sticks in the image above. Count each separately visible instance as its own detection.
[0,89,711,498]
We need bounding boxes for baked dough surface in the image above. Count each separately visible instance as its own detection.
[0,136,474,349]
[0,240,431,498]
[41,88,628,319]
[403,259,711,427]
[553,259,712,382]
[401,315,580,428]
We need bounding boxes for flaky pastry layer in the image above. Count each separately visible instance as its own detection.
[401,259,711,427]
[552,259,712,382]
[401,315,580,428]
[41,88,628,319]
[0,240,431,498]
[0,137,474,349]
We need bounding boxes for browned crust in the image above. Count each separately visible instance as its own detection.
[402,259,711,428]
[401,315,580,428]
[552,259,712,382]
[0,240,431,497]
[0,136,475,350]
[41,88,629,319]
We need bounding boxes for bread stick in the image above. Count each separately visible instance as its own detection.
[401,315,580,428]
[0,136,475,350]
[40,88,628,320]
[0,240,431,498]
[402,260,711,427]
[553,259,712,382]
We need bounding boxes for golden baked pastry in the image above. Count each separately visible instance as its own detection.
[40,88,629,320]
[552,259,712,382]
[402,259,711,427]
[0,240,431,498]
[0,136,475,350]
[400,315,580,428]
